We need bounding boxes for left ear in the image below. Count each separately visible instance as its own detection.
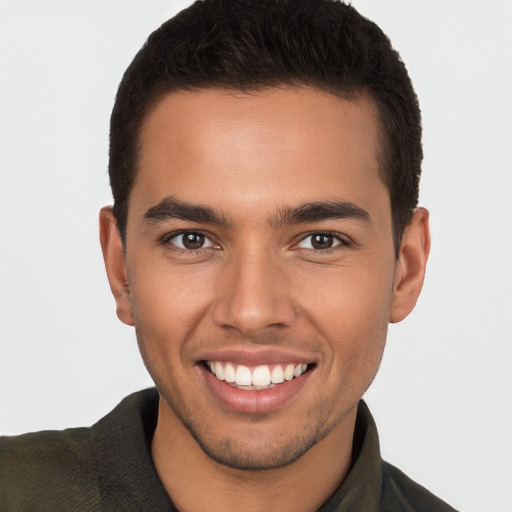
[99,206,135,326]
[390,207,431,323]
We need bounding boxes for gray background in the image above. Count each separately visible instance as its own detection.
[1,1,511,511]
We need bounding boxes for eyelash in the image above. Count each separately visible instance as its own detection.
[160,230,351,254]
[160,230,219,255]
[294,232,352,252]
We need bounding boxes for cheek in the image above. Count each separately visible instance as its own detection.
[127,258,215,354]
[299,259,394,326]
[297,263,393,373]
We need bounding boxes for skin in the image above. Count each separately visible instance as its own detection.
[100,87,430,511]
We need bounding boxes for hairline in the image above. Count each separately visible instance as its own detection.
[121,82,402,251]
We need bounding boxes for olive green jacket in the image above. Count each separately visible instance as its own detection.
[0,389,458,511]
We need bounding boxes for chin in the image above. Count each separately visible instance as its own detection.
[173,403,337,471]
[189,429,319,471]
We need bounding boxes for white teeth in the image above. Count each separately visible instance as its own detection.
[224,362,236,383]
[214,361,225,381]
[271,365,284,384]
[208,361,309,386]
[252,365,271,386]
[235,365,252,386]
[284,364,295,381]
[293,364,304,378]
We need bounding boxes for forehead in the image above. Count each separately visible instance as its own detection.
[132,87,387,223]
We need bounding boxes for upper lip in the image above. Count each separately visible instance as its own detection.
[196,347,318,366]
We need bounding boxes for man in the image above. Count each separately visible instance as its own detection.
[0,0,458,510]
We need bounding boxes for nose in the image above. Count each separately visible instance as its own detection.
[212,247,295,337]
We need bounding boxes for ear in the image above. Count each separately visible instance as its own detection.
[390,207,431,323]
[99,207,134,326]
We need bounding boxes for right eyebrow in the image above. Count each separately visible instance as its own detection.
[142,196,229,226]
[271,201,371,226]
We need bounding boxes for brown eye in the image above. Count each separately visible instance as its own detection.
[168,232,216,250]
[311,234,334,249]
[182,232,205,249]
[296,233,343,250]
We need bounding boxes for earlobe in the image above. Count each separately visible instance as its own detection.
[99,207,135,326]
[390,207,431,324]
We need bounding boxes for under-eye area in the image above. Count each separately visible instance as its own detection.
[202,361,315,389]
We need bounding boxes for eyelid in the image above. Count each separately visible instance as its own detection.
[294,231,351,250]
[160,230,219,250]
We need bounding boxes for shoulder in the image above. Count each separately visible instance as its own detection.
[0,426,101,510]
[0,389,165,511]
[381,461,459,512]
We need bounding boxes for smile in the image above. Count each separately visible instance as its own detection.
[200,358,314,413]
[206,361,309,389]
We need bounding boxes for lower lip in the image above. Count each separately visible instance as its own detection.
[201,365,312,414]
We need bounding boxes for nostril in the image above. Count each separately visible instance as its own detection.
[212,302,295,336]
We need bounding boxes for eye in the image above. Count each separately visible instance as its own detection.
[296,233,344,250]
[167,231,217,251]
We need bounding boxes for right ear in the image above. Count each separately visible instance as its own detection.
[99,207,134,326]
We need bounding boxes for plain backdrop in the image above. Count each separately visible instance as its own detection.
[0,1,511,511]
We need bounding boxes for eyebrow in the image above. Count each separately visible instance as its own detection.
[142,196,370,228]
[272,201,371,226]
[143,196,229,226]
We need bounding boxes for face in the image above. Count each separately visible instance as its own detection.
[101,87,428,470]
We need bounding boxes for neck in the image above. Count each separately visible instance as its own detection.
[152,402,357,512]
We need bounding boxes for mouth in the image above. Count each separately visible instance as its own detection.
[203,361,312,390]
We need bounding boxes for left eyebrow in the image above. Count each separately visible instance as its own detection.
[271,201,371,226]
[142,196,229,226]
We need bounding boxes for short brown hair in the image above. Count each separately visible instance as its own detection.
[109,0,422,252]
